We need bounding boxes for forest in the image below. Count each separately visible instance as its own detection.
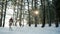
[0,0,60,27]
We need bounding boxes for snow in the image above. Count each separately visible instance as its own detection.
[0,24,60,34]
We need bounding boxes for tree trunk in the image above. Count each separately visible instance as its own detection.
[52,0,59,27]
[35,16,37,27]
[47,0,51,27]
[41,0,45,27]
[27,0,31,26]
[15,0,19,26]
[0,0,4,27]
[19,0,23,26]
[3,0,7,27]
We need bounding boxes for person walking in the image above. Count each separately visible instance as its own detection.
[9,17,13,31]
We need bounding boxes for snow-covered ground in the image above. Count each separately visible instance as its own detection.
[0,24,60,34]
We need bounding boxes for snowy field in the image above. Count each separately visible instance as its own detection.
[0,24,60,34]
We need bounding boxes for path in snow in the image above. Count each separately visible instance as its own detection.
[0,24,60,34]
